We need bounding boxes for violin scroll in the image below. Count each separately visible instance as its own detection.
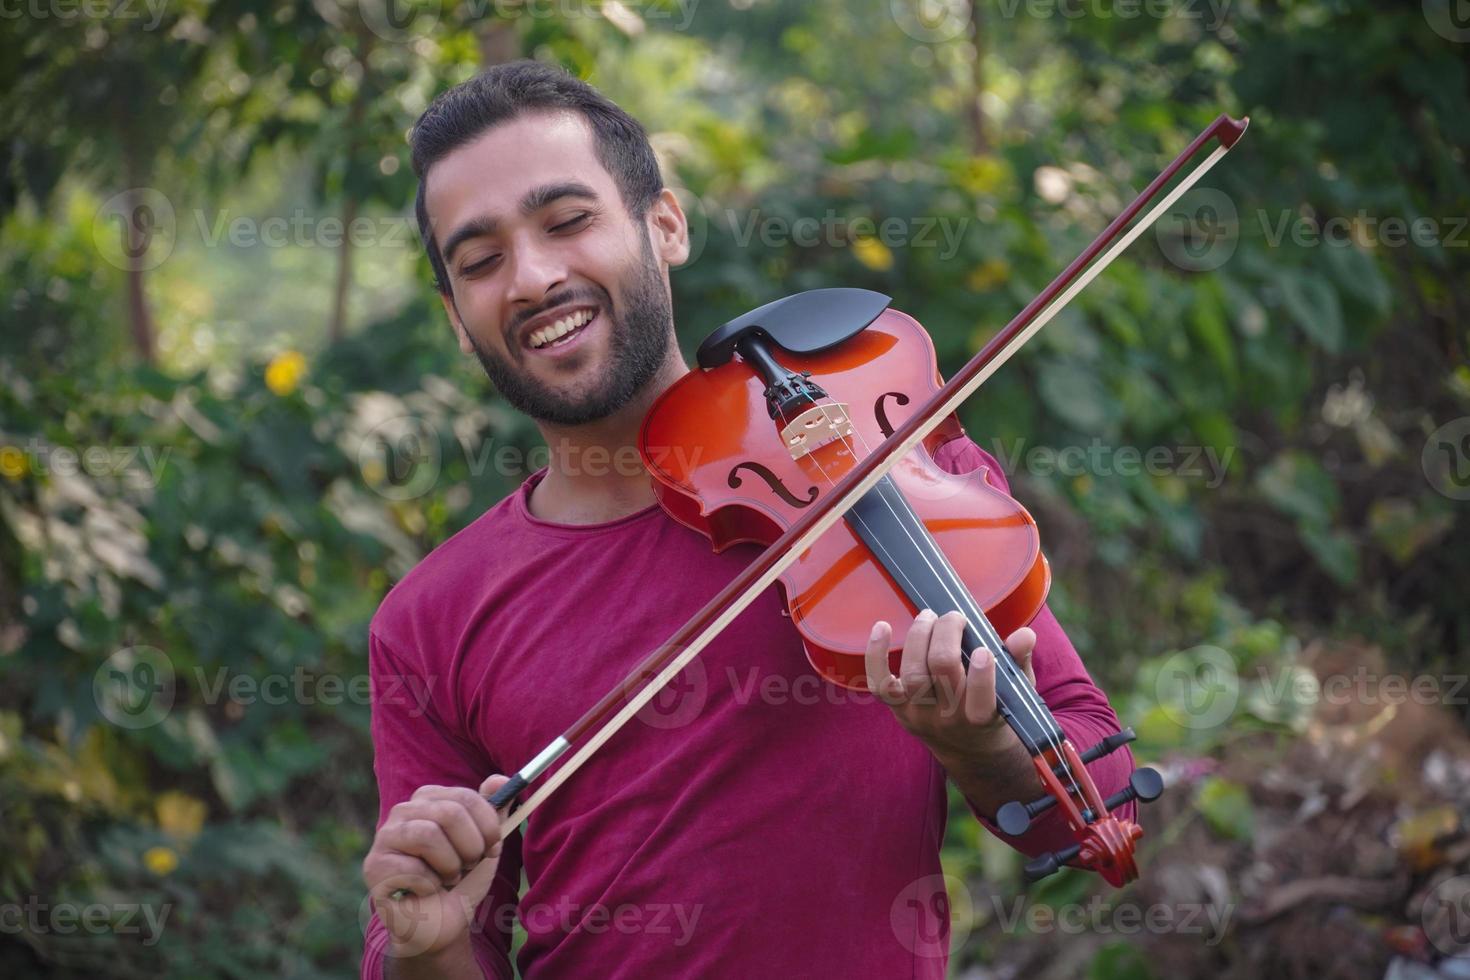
[993,727,1166,886]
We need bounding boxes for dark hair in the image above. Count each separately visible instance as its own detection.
[410,60,664,294]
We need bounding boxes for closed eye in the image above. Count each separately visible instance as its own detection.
[552,212,593,233]
[460,255,500,277]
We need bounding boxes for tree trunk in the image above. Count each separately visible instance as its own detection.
[478,19,520,66]
[968,0,988,156]
[328,196,358,344]
[122,184,156,364]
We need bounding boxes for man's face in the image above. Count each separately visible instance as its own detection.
[425,110,687,426]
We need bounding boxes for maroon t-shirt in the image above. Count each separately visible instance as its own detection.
[361,436,1134,978]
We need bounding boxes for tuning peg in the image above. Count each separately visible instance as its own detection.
[1105,767,1164,809]
[1023,842,1081,882]
[1078,766,1165,821]
[1076,727,1137,766]
[997,792,1057,836]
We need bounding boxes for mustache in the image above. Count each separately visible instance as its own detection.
[508,288,610,341]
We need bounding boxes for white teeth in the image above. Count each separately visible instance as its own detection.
[528,308,595,349]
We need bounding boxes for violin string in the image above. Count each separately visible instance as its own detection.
[796,410,1086,806]
[812,418,1089,811]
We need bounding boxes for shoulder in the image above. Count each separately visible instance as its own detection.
[932,431,1012,494]
[368,490,520,659]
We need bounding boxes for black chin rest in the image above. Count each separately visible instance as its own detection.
[695,288,892,369]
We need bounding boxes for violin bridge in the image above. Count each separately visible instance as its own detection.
[780,402,854,459]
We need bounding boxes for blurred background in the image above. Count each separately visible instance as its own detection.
[2,1,1468,977]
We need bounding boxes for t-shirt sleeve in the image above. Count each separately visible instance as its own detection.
[930,431,1138,857]
[360,628,523,980]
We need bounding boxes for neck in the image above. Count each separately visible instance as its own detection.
[526,353,689,524]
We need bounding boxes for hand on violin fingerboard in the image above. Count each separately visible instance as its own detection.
[864,610,1038,781]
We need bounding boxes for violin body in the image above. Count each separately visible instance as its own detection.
[641,307,1050,690]
[637,289,1157,887]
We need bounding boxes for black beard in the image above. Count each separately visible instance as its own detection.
[467,233,672,427]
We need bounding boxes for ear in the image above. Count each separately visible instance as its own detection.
[645,187,690,268]
[439,290,475,355]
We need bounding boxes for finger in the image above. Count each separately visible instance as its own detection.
[416,784,504,855]
[962,643,999,728]
[391,799,488,869]
[405,799,490,863]
[1005,627,1038,686]
[927,611,968,713]
[898,609,939,702]
[380,817,464,881]
[862,621,904,704]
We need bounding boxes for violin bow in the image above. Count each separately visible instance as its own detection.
[394,113,1249,901]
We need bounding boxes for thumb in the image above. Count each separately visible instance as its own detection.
[450,774,514,908]
[479,772,512,801]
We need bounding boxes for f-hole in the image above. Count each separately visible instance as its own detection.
[727,462,818,508]
[875,391,910,439]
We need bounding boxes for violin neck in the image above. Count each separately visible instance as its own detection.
[845,475,1067,755]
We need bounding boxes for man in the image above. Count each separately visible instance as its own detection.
[361,60,1134,979]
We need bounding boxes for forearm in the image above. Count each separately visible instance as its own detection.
[930,724,1040,821]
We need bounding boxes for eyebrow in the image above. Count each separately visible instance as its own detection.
[440,180,601,267]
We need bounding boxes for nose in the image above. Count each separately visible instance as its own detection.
[505,234,569,309]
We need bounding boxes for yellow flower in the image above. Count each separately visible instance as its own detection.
[265,350,308,396]
[966,259,1010,292]
[0,446,28,481]
[156,791,207,841]
[143,845,179,876]
[852,236,893,272]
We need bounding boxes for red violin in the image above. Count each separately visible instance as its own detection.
[641,289,1154,886]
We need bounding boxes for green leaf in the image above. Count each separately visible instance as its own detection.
[1277,271,1345,353]
[1038,360,1115,433]
[1255,452,1339,527]
[1196,777,1254,840]
[1299,524,1359,586]
[1090,941,1159,980]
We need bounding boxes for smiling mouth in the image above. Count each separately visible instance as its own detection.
[525,307,599,351]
